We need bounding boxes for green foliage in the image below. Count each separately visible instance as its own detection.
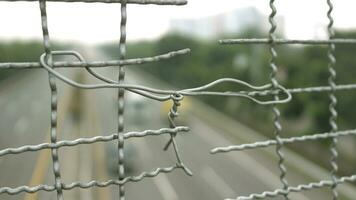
[101,30,356,136]
[0,40,71,81]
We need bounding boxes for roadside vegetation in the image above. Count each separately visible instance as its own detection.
[102,30,356,175]
[1,29,355,177]
[0,40,69,81]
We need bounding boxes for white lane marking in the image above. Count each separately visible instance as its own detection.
[79,143,93,200]
[228,153,310,200]
[192,117,310,200]
[201,166,236,198]
[132,137,179,200]
[153,174,179,200]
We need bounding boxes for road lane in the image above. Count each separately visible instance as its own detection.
[81,89,112,198]
[128,68,356,200]
[0,69,82,200]
[153,167,179,200]
[7,63,351,200]
[0,57,297,200]
[0,71,51,200]
[83,68,311,200]
[201,166,236,198]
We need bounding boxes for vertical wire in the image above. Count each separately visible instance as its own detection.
[118,1,127,200]
[268,0,289,199]
[169,97,182,162]
[39,0,64,199]
[326,0,339,199]
[167,95,193,176]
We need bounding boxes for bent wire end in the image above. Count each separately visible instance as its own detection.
[180,78,292,105]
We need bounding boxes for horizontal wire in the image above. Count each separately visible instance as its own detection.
[37,51,294,105]
[211,129,356,154]
[226,175,356,200]
[180,78,291,105]
[0,164,186,195]
[0,127,189,157]
[237,83,356,97]
[2,49,355,103]
[0,49,190,69]
[1,0,187,5]
[1,2,355,198]
[219,38,356,45]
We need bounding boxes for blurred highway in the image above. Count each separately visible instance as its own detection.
[0,70,51,200]
[1,65,356,200]
[0,68,86,200]
[85,67,352,200]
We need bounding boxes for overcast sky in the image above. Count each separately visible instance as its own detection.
[0,0,355,44]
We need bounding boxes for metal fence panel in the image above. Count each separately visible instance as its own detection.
[211,1,356,200]
[0,0,356,200]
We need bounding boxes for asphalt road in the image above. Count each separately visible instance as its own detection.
[0,70,51,200]
[0,69,84,200]
[0,66,355,200]
[86,68,333,200]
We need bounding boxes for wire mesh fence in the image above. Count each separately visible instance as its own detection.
[210,0,356,200]
[0,0,356,200]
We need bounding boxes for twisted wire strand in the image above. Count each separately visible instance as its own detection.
[39,51,178,101]
[38,50,170,102]
[1,0,187,5]
[226,175,356,200]
[0,49,190,69]
[268,1,289,199]
[78,50,179,101]
[38,54,292,104]
[5,45,356,97]
[4,46,355,100]
[0,165,185,195]
[38,50,355,103]
[0,127,189,157]
[117,1,127,199]
[163,94,182,150]
[237,83,356,96]
[170,130,193,176]
[4,172,354,197]
[219,38,356,45]
[211,129,356,154]
[163,94,193,176]
[38,50,286,104]
[38,1,63,199]
[326,0,339,199]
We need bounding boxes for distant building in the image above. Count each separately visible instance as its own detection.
[169,7,284,39]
